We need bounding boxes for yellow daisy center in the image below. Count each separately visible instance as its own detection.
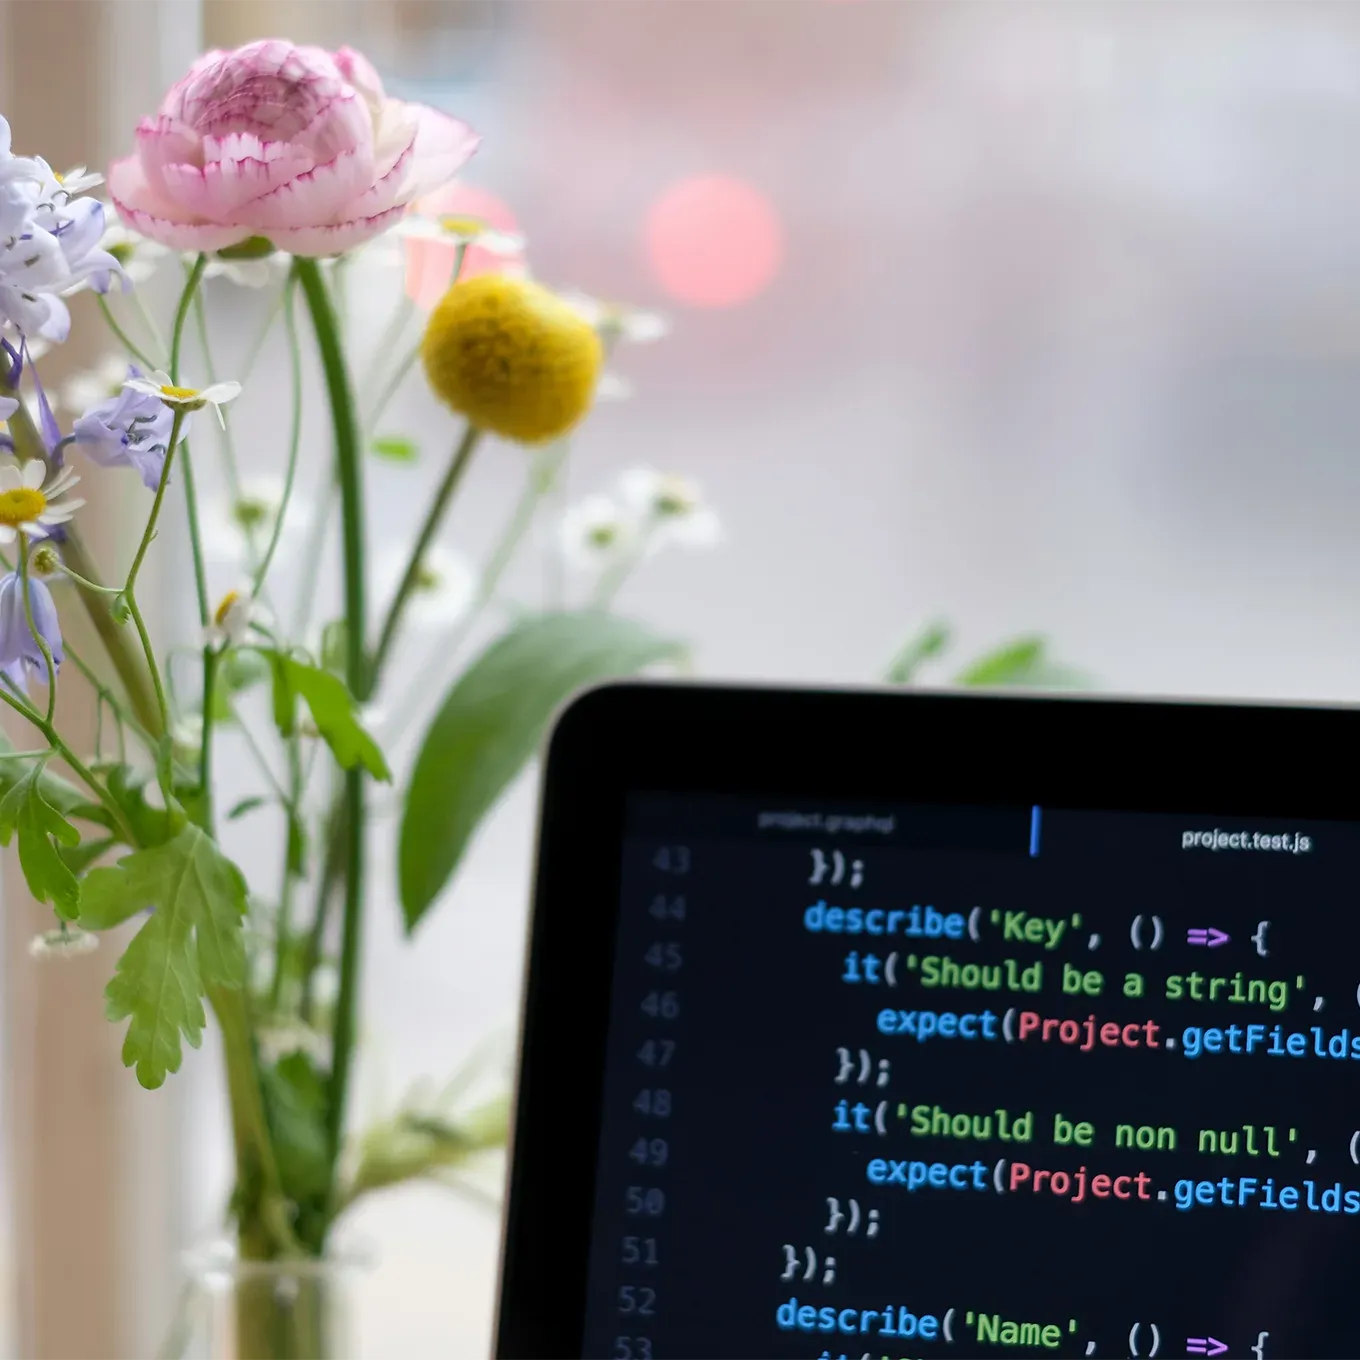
[160,385,198,400]
[213,590,241,627]
[0,487,46,526]
[438,215,485,238]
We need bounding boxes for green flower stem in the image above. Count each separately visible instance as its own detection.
[370,422,482,679]
[123,407,188,757]
[267,737,304,1011]
[0,683,137,844]
[364,293,415,413]
[208,983,299,1261]
[294,254,368,1234]
[252,277,303,596]
[366,243,465,436]
[192,289,245,504]
[0,383,163,736]
[55,564,121,595]
[96,295,156,369]
[16,537,57,723]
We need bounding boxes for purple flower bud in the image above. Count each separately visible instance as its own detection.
[0,569,61,691]
[72,365,172,491]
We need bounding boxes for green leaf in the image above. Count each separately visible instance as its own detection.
[0,766,82,918]
[80,827,248,1089]
[371,435,418,463]
[259,1052,330,1203]
[884,620,951,684]
[59,835,115,875]
[399,612,684,933]
[319,621,347,677]
[227,796,267,822]
[0,733,109,829]
[271,656,389,781]
[268,651,296,736]
[954,636,1088,690]
[103,763,179,849]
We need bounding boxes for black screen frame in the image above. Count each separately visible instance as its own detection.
[493,681,1360,1359]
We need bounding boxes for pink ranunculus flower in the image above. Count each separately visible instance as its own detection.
[108,40,478,257]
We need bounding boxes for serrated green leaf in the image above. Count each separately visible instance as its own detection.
[399,612,683,933]
[271,656,389,781]
[0,766,82,918]
[371,435,418,463]
[0,732,110,830]
[80,827,248,1089]
[885,620,951,684]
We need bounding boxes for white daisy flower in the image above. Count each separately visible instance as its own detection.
[53,166,103,197]
[124,369,241,428]
[204,589,265,649]
[395,212,526,256]
[0,458,84,544]
[58,353,129,413]
[29,925,98,959]
[374,544,477,628]
[203,474,310,560]
[558,493,644,573]
[618,468,721,551]
[560,292,670,345]
[97,218,170,284]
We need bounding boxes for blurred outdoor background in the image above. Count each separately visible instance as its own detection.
[7,0,1360,1354]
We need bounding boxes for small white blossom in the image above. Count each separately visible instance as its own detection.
[201,249,289,289]
[97,218,170,283]
[558,493,643,573]
[204,589,264,648]
[203,474,310,560]
[374,544,476,628]
[618,468,721,551]
[256,1020,330,1067]
[0,458,84,543]
[29,926,98,959]
[395,213,526,256]
[561,292,670,346]
[124,369,241,427]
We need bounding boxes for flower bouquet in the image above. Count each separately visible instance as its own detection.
[0,38,706,1357]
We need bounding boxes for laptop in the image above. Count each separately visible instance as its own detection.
[496,682,1360,1358]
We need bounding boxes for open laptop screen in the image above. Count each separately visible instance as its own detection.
[583,794,1345,1359]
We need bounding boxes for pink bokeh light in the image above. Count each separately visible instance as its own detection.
[403,183,524,312]
[645,175,783,308]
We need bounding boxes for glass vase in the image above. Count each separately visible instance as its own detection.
[162,1242,367,1360]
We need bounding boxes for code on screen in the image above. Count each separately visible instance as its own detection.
[580,795,1360,1359]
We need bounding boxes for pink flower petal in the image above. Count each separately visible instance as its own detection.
[348,139,415,220]
[264,206,406,257]
[109,156,253,253]
[135,116,202,196]
[401,104,479,201]
[371,102,419,182]
[237,146,375,232]
[333,47,386,104]
[161,139,315,221]
[293,89,373,165]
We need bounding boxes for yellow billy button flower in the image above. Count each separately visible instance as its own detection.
[0,459,84,545]
[421,274,604,444]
